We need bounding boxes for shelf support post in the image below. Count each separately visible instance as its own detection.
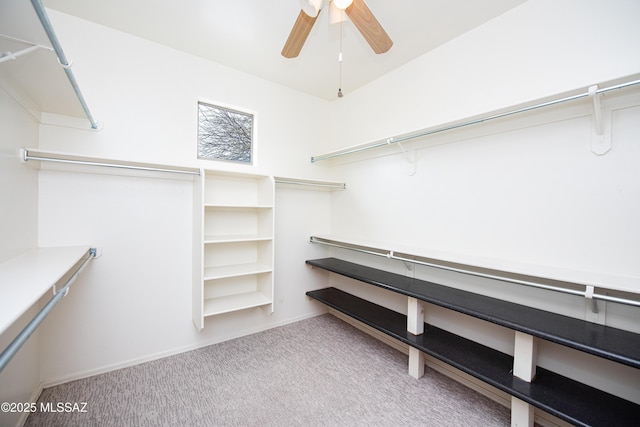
[407,297,424,335]
[511,331,537,427]
[511,396,534,427]
[407,296,425,378]
[513,331,537,381]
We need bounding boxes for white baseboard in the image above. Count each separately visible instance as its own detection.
[42,311,324,388]
[13,382,44,427]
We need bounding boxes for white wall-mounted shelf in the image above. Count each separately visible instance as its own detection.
[0,1,98,128]
[21,148,200,177]
[0,246,91,335]
[310,76,640,163]
[204,235,272,244]
[274,176,346,190]
[203,263,272,281]
[203,291,272,317]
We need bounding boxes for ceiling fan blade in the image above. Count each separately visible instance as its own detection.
[345,0,393,54]
[281,10,319,58]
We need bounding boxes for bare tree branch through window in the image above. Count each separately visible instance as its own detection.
[198,102,253,164]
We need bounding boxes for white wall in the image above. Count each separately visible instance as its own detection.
[329,0,640,150]
[38,11,335,181]
[323,0,640,404]
[327,0,640,281]
[30,10,334,384]
[0,77,41,427]
[0,81,39,262]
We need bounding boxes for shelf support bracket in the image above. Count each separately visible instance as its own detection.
[389,138,417,176]
[585,285,598,313]
[584,284,607,324]
[589,85,611,155]
[584,285,607,325]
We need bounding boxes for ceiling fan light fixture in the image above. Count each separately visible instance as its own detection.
[300,0,322,17]
[333,0,353,10]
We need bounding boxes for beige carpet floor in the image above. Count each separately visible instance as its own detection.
[25,314,510,426]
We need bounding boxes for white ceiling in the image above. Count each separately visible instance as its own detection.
[41,0,526,101]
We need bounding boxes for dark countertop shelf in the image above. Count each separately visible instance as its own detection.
[307,287,640,427]
[306,258,640,369]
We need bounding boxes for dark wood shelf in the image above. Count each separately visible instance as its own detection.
[306,258,640,369]
[306,287,515,390]
[307,287,640,427]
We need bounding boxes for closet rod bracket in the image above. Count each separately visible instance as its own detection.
[52,248,97,297]
[584,285,600,314]
[589,85,611,155]
[392,139,417,176]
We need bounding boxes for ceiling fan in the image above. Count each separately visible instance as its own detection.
[282,0,393,58]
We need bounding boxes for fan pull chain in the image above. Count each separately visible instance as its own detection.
[337,14,344,98]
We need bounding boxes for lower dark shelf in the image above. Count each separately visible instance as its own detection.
[307,287,640,427]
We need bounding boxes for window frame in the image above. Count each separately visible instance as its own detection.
[197,100,256,165]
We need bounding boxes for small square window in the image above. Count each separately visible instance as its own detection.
[197,101,254,164]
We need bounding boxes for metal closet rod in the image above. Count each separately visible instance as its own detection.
[0,33,54,65]
[0,45,46,64]
[30,0,99,130]
[23,149,201,176]
[311,77,640,162]
[0,248,96,373]
[274,178,346,189]
[309,236,640,308]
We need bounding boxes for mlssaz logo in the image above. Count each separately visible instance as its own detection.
[40,402,88,413]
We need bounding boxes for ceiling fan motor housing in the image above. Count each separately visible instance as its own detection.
[301,0,322,17]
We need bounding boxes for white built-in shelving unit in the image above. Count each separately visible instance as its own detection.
[193,170,275,330]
